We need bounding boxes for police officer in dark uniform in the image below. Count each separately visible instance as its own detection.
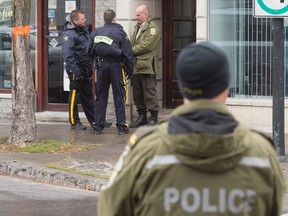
[62,9,95,130]
[89,9,134,135]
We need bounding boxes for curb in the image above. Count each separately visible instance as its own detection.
[1,156,287,193]
[0,160,108,192]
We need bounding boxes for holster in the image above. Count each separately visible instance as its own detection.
[77,62,92,77]
[95,56,104,70]
[77,62,89,71]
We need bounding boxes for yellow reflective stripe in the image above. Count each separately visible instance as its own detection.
[70,89,77,125]
[145,155,271,169]
[145,155,181,169]
[239,156,271,168]
[122,67,128,103]
[94,36,113,45]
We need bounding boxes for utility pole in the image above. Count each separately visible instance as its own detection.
[254,0,287,155]
[272,18,285,156]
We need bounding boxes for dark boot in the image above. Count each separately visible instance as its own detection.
[104,121,112,128]
[129,109,148,128]
[147,110,158,126]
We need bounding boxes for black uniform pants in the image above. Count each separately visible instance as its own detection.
[132,74,160,111]
[68,67,95,127]
[94,61,128,131]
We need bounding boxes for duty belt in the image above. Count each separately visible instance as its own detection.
[97,56,120,62]
[77,62,90,70]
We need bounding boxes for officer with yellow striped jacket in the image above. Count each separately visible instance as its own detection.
[98,42,285,215]
[89,9,133,135]
[62,10,95,130]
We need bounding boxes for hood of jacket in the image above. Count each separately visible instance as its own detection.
[158,99,250,173]
[64,21,75,30]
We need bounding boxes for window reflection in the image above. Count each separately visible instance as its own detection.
[0,0,37,89]
[209,0,284,98]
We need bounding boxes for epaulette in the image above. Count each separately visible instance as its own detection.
[252,129,275,149]
[127,126,156,149]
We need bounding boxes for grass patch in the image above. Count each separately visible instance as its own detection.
[47,163,110,179]
[0,138,103,153]
[0,136,9,144]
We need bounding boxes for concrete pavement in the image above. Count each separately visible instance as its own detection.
[0,118,130,191]
[0,109,173,191]
[0,175,98,216]
[0,110,288,214]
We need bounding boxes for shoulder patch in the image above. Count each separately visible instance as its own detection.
[150,28,156,35]
[128,126,156,148]
[94,36,113,45]
[63,35,69,41]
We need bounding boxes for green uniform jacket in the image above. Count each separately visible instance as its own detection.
[98,100,285,216]
[131,19,160,75]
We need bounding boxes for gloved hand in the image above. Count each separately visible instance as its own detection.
[126,73,133,80]
[73,74,81,81]
[69,69,81,81]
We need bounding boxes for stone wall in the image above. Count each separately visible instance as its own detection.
[95,0,116,28]
[0,94,12,118]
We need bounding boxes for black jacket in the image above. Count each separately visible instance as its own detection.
[89,23,134,76]
[62,21,92,75]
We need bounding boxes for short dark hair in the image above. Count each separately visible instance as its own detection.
[70,9,84,22]
[104,9,116,23]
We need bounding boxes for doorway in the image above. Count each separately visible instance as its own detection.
[163,0,196,108]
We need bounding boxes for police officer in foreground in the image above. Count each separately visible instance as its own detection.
[89,9,133,135]
[98,42,285,215]
[62,10,95,130]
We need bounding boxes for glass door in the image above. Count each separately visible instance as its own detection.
[46,0,93,104]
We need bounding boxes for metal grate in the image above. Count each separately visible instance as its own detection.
[209,0,281,98]
[229,1,273,98]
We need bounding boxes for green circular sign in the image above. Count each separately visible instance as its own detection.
[258,0,288,14]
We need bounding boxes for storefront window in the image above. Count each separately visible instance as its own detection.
[209,0,288,98]
[0,0,37,90]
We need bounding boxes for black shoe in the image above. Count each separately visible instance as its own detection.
[147,110,158,126]
[71,122,87,130]
[129,115,148,128]
[104,121,112,128]
[147,119,158,126]
[93,130,102,135]
[118,128,129,135]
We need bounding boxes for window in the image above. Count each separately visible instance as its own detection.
[0,0,37,90]
[209,0,288,98]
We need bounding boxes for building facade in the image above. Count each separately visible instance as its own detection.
[0,0,287,132]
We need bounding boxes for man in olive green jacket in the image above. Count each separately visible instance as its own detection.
[98,42,285,216]
[129,5,161,128]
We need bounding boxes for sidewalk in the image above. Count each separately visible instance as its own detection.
[0,110,288,214]
[0,109,173,192]
[0,117,134,192]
